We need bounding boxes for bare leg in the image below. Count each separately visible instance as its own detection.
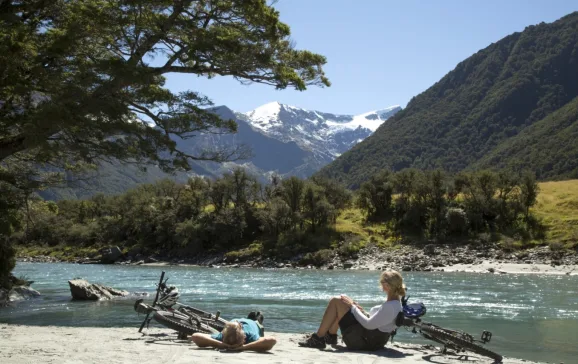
[316,296,352,337]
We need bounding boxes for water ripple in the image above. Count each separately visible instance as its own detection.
[1,263,577,363]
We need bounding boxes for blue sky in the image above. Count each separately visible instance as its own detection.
[164,0,578,115]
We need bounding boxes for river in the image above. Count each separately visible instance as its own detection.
[1,263,577,363]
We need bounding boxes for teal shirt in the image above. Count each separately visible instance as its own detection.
[211,319,261,344]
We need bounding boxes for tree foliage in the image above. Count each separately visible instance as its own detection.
[8,168,548,264]
[0,0,329,285]
[9,169,350,259]
[0,0,329,177]
[356,168,543,241]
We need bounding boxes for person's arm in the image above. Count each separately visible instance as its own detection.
[190,333,229,349]
[353,302,369,316]
[235,336,277,352]
[350,303,394,330]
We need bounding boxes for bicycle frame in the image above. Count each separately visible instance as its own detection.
[398,296,501,362]
[135,271,225,333]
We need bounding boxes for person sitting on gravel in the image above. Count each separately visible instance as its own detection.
[298,270,405,351]
[190,313,277,352]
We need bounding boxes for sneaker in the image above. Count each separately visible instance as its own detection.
[324,333,338,345]
[255,311,264,325]
[298,333,326,349]
[247,311,265,324]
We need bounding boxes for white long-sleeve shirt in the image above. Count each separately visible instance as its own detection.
[350,300,402,332]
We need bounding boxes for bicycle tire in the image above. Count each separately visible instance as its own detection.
[153,311,219,336]
[421,325,503,362]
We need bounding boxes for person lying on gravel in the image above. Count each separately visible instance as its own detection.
[298,270,405,351]
[190,315,277,352]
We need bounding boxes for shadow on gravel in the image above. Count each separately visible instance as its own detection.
[326,344,414,359]
[422,352,493,364]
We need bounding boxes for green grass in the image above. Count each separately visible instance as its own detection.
[533,180,578,248]
[17,245,100,261]
[334,208,398,249]
[224,241,264,261]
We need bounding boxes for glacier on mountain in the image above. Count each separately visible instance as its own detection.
[236,102,401,160]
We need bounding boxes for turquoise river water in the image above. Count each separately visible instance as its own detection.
[1,263,577,363]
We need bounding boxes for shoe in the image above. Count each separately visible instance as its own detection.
[247,311,265,324]
[324,333,338,345]
[256,311,264,325]
[298,333,326,349]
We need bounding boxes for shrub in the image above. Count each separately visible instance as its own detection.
[275,228,334,257]
[445,208,469,235]
[225,242,263,262]
[300,249,334,267]
[336,236,365,258]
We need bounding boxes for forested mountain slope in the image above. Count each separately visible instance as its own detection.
[318,12,578,187]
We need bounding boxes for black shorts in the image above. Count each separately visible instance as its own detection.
[338,311,359,331]
[338,311,390,351]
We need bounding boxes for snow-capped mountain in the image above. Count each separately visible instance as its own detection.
[236,102,401,162]
[43,103,400,199]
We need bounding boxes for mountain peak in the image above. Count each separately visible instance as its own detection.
[247,101,281,117]
[344,106,403,132]
[243,102,284,131]
[238,102,401,159]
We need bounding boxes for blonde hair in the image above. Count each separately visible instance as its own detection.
[221,321,245,347]
[380,270,406,298]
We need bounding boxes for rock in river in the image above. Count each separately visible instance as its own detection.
[68,279,129,300]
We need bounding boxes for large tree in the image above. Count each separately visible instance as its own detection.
[0,0,329,175]
[0,0,328,285]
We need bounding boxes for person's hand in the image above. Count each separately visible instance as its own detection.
[353,301,364,311]
[340,294,354,308]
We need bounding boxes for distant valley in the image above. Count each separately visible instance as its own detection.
[41,103,400,199]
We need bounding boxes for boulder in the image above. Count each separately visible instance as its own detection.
[144,256,158,264]
[423,244,437,255]
[9,286,41,301]
[68,279,129,300]
[126,246,143,260]
[99,246,123,264]
[343,261,354,269]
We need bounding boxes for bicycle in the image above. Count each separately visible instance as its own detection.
[394,296,503,363]
[134,271,226,338]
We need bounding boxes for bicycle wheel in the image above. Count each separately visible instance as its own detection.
[421,325,503,362]
[153,311,219,336]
